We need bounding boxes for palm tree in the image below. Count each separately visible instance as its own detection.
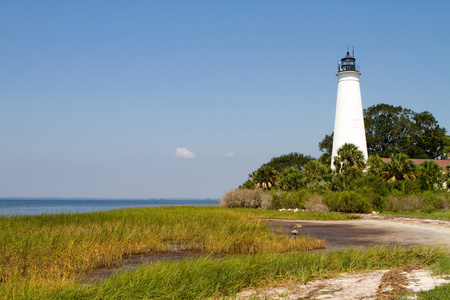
[278,167,307,191]
[386,153,417,181]
[304,160,331,182]
[251,166,280,189]
[333,143,366,173]
[418,160,444,190]
[367,154,388,179]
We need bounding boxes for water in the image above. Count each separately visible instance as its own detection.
[0,198,219,216]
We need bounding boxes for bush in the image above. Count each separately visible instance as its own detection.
[389,179,421,194]
[384,192,450,213]
[270,190,310,210]
[304,195,329,212]
[324,191,371,213]
[385,195,422,212]
[219,188,272,209]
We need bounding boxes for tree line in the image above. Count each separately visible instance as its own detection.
[235,104,450,213]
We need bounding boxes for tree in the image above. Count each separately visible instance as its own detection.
[319,104,449,159]
[364,104,447,159]
[333,143,366,173]
[278,167,307,191]
[250,166,280,190]
[318,133,333,154]
[318,152,331,166]
[262,152,314,172]
[303,160,331,181]
[367,155,388,178]
[417,160,444,190]
[385,153,417,181]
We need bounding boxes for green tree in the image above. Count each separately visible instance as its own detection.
[364,104,448,159]
[250,166,280,190]
[278,167,307,191]
[239,179,256,190]
[333,143,366,173]
[417,160,444,190]
[318,152,331,166]
[304,160,331,181]
[263,152,314,172]
[385,153,417,181]
[367,154,388,178]
[318,133,333,154]
[411,111,448,159]
[319,104,449,159]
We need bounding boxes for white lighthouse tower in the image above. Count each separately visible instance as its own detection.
[331,51,368,169]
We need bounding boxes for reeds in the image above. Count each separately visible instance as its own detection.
[0,206,324,297]
[41,246,449,299]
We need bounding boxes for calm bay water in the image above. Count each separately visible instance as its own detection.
[0,198,219,216]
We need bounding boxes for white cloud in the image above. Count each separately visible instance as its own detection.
[175,147,197,159]
[224,152,235,158]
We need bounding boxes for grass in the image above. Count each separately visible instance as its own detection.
[400,284,450,300]
[381,210,450,220]
[233,208,359,220]
[0,206,325,298]
[20,246,450,299]
[2,205,448,299]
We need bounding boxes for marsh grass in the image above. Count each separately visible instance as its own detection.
[0,206,325,297]
[33,246,450,299]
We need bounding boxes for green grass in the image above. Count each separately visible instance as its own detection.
[400,284,450,300]
[0,206,325,297]
[233,208,359,220]
[18,246,450,299]
[2,206,448,299]
[381,210,450,220]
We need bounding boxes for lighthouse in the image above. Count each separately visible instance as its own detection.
[331,51,368,169]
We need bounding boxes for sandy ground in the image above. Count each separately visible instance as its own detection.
[236,215,450,299]
[236,266,450,299]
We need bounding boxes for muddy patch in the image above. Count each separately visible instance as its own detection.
[267,220,394,250]
[82,249,204,282]
[266,217,450,250]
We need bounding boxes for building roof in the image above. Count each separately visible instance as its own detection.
[381,158,450,170]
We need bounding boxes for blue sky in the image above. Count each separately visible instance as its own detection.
[1,1,449,198]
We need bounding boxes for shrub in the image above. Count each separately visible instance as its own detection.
[219,188,272,209]
[389,179,421,194]
[385,195,423,212]
[384,193,450,212]
[324,191,371,213]
[270,190,310,210]
[304,195,329,212]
